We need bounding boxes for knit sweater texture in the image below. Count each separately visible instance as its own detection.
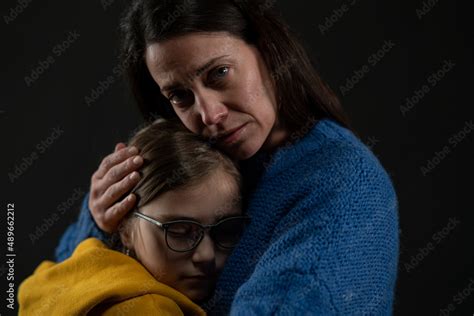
[55,119,399,315]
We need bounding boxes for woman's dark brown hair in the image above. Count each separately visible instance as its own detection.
[119,0,351,135]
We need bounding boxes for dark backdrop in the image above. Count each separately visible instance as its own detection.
[1,0,472,315]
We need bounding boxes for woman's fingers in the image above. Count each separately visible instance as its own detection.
[88,143,143,233]
[98,155,143,195]
[93,146,139,180]
[115,142,127,152]
[101,194,137,233]
[99,171,141,211]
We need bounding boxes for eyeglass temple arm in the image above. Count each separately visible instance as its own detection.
[133,211,164,228]
[134,211,250,229]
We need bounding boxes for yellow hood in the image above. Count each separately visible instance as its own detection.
[18,238,206,315]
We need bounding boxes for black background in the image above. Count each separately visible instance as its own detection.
[1,0,472,315]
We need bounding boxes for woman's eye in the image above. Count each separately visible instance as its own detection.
[209,66,230,82]
[168,89,194,107]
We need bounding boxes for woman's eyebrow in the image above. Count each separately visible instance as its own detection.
[160,55,231,93]
[194,55,230,76]
[160,82,183,94]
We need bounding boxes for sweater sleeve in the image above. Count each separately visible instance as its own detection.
[55,192,109,262]
[230,152,399,315]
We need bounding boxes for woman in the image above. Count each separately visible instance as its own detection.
[56,0,399,314]
[20,119,247,315]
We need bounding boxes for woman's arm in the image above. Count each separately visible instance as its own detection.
[55,192,108,262]
[229,150,399,315]
[55,143,143,261]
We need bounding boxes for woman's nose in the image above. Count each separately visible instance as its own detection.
[192,233,216,264]
[194,91,228,126]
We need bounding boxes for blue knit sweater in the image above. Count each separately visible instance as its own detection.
[55,119,399,315]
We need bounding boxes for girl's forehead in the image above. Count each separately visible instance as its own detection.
[141,170,241,223]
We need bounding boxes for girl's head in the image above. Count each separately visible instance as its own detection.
[118,119,243,302]
[120,0,350,160]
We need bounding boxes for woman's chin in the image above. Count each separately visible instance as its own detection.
[223,140,260,161]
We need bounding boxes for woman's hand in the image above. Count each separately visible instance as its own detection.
[88,143,143,233]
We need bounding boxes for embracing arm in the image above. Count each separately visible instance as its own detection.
[55,143,142,262]
[55,192,108,262]
[230,155,400,315]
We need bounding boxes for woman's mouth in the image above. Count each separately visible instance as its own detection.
[219,123,248,146]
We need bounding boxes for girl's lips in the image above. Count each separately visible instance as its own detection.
[220,123,247,146]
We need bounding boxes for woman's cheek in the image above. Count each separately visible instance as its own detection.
[215,252,231,273]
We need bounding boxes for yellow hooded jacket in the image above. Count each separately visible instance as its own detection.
[18,238,206,315]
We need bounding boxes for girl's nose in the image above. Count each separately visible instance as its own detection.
[191,233,216,264]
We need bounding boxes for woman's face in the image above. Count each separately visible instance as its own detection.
[145,32,288,160]
[125,169,241,302]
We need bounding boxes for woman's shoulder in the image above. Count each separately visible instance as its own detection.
[261,120,399,265]
[313,121,390,176]
[304,119,382,169]
[267,119,395,192]
[258,119,398,240]
[301,120,397,210]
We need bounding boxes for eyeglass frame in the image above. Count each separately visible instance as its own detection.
[132,210,251,252]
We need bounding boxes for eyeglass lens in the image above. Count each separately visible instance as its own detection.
[165,217,248,252]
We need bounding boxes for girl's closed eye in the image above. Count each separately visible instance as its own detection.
[167,222,194,235]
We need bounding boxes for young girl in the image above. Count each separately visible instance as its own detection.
[19,119,248,315]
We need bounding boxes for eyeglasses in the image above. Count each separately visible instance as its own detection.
[133,211,251,252]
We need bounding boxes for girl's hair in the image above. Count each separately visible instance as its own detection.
[129,118,240,207]
[113,118,241,251]
[119,0,351,135]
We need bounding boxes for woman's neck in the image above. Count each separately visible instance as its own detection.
[260,121,289,154]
